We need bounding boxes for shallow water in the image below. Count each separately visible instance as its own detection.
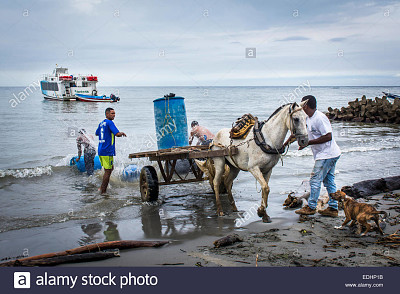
[0,86,399,259]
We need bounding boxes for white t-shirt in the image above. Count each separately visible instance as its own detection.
[306,110,341,160]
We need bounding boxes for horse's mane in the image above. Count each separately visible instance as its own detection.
[264,103,292,123]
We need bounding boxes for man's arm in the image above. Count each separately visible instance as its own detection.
[109,121,127,137]
[189,130,194,145]
[299,133,332,150]
[76,138,82,161]
[309,132,332,145]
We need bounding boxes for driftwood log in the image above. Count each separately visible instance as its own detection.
[0,240,169,267]
[213,234,243,248]
[326,95,400,124]
[341,176,400,198]
[4,252,119,267]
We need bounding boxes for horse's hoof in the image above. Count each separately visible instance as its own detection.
[257,207,265,218]
[262,215,272,223]
[218,211,224,217]
[232,206,238,212]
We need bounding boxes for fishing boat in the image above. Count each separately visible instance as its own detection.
[382,92,400,99]
[40,66,101,101]
[76,93,120,102]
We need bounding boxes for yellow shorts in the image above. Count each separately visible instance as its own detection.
[99,156,114,170]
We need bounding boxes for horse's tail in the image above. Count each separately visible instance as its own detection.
[195,159,215,180]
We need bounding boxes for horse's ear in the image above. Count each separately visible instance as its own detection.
[300,100,307,107]
[292,102,298,109]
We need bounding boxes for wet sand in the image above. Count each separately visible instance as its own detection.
[64,190,400,267]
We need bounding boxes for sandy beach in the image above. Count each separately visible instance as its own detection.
[62,189,400,268]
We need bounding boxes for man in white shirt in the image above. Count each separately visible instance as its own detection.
[295,95,341,217]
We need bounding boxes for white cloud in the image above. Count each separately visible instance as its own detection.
[70,0,104,14]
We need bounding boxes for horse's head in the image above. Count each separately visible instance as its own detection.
[287,102,308,147]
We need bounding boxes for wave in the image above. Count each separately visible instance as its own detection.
[1,144,397,179]
[286,145,399,157]
[0,166,53,179]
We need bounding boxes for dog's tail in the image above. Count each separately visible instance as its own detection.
[372,210,388,219]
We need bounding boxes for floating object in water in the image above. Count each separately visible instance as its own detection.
[70,155,102,172]
[153,93,188,149]
[122,164,140,182]
[75,93,120,102]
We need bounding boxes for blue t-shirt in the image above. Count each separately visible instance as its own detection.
[95,119,120,156]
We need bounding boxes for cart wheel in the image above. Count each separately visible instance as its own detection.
[140,166,159,202]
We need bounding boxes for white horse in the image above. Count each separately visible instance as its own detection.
[210,102,309,223]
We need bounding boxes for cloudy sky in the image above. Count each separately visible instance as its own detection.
[1,0,399,86]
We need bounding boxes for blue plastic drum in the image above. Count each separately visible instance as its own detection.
[70,155,102,172]
[153,95,189,149]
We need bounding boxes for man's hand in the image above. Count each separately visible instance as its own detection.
[298,144,308,150]
[76,157,80,162]
[284,134,296,146]
[116,132,127,137]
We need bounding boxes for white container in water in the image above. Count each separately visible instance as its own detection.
[122,164,140,182]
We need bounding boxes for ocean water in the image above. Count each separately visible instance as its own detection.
[0,86,399,260]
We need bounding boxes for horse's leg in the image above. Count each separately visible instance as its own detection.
[249,167,272,223]
[224,166,240,212]
[212,157,226,216]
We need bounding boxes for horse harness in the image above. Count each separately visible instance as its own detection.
[216,104,304,170]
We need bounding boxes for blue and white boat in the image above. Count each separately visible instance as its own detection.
[75,93,120,102]
[40,66,100,101]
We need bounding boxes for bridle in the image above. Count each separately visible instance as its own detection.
[215,103,306,170]
[288,103,305,141]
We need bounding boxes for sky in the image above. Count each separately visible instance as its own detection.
[0,0,399,86]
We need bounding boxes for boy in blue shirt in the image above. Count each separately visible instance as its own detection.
[96,108,126,193]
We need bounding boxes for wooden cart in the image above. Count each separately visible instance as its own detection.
[129,145,238,202]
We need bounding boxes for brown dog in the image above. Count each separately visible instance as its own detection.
[331,190,387,236]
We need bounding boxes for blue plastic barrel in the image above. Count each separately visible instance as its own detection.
[70,155,102,172]
[153,95,188,149]
[122,164,140,182]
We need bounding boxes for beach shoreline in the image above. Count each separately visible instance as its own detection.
[61,189,400,268]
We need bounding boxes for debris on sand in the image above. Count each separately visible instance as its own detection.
[376,230,400,248]
[213,234,243,248]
